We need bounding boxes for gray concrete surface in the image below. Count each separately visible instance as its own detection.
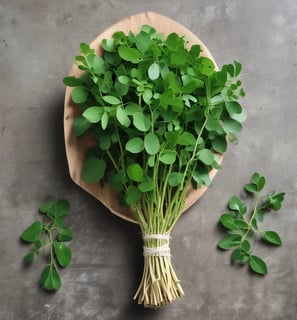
[1,0,297,319]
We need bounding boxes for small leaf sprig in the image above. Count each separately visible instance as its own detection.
[218,172,285,275]
[21,199,72,291]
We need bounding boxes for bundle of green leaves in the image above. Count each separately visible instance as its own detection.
[63,25,245,307]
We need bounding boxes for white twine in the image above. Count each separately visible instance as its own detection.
[142,234,171,257]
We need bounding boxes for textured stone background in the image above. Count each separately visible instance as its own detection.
[1,0,297,319]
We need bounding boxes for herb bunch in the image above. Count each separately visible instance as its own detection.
[218,172,285,275]
[64,25,245,307]
[21,199,72,291]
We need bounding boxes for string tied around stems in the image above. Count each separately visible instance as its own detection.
[142,233,171,257]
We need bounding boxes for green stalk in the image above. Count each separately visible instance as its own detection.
[240,195,260,244]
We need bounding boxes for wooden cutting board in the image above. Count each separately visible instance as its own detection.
[64,11,223,223]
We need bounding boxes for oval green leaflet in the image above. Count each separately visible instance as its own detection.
[249,255,268,275]
[102,95,121,105]
[127,163,143,182]
[261,231,282,246]
[54,241,72,268]
[83,106,104,123]
[40,264,62,291]
[116,106,131,127]
[148,63,160,80]
[82,157,106,183]
[118,45,141,63]
[71,86,88,104]
[126,137,144,154]
[21,221,42,243]
[144,133,160,155]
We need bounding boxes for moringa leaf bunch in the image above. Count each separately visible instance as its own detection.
[63,25,245,307]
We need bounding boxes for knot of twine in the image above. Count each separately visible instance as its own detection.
[142,234,171,257]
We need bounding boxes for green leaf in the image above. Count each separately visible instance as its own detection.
[144,133,160,155]
[148,63,160,80]
[73,116,91,136]
[118,75,130,84]
[125,137,144,154]
[234,219,249,229]
[231,248,242,262]
[211,135,227,153]
[199,57,215,76]
[102,38,115,52]
[40,264,62,291]
[240,240,251,252]
[107,169,127,192]
[132,112,150,132]
[225,101,242,116]
[138,178,155,192]
[118,45,141,63]
[244,183,257,193]
[135,32,153,53]
[251,172,260,184]
[176,132,196,146]
[261,231,282,246]
[219,213,237,230]
[228,196,247,214]
[23,252,36,263]
[234,61,242,77]
[79,42,93,55]
[268,192,285,210]
[63,76,81,87]
[127,163,143,182]
[102,95,121,105]
[231,109,247,123]
[54,242,72,268]
[21,221,42,243]
[125,185,142,205]
[197,149,214,165]
[159,150,176,165]
[58,228,73,242]
[125,103,142,114]
[98,135,111,150]
[148,155,155,167]
[223,119,242,134]
[39,200,55,215]
[165,32,183,51]
[143,88,153,104]
[168,172,184,187]
[71,86,89,104]
[257,176,265,192]
[54,199,70,217]
[93,56,105,74]
[101,111,109,130]
[171,52,187,66]
[192,168,211,187]
[83,107,103,123]
[39,199,69,218]
[116,106,131,127]
[82,156,106,183]
[217,234,241,250]
[249,255,268,275]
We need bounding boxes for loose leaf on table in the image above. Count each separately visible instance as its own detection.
[40,264,62,291]
[21,221,42,243]
[249,255,268,275]
[54,241,72,268]
[21,199,73,291]
[218,172,285,275]
[261,231,282,246]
